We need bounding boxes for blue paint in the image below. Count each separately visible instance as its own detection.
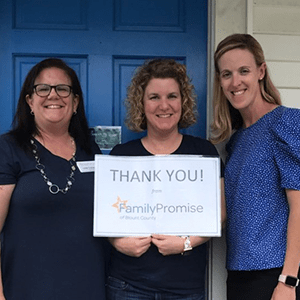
[0,0,208,142]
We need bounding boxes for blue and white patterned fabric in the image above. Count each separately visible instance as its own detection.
[225,106,300,271]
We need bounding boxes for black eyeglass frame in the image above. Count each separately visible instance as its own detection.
[33,84,73,98]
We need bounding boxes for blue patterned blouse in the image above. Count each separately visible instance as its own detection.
[225,106,300,271]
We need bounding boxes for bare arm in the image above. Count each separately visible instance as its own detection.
[271,189,300,300]
[0,184,15,299]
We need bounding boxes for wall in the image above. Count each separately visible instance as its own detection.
[248,0,300,109]
[215,0,247,45]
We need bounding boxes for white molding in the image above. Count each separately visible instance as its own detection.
[247,0,254,34]
[206,2,219,300]
[206,0,215,140]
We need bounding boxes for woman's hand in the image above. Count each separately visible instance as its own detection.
[271,282,296,300]
[151,235,184,256]
[271,189,300,300]
[108,236,152,257]
[151,235,210,256]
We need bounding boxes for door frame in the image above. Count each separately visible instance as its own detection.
[206,1,227,300]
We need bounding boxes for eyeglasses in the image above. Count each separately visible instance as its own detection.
[33,84,73,98]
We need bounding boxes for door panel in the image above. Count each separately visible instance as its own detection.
[14,0,88,30]
[0,0,208,143]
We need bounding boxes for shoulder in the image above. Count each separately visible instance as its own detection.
[274,106,300,129]
[0,133,13,142]
[0,133,18,151]
[271,106,300,146]
[225,129,241,154]
[179,135,219,156]
[269,107,300,190]
[226,106,299,152]
[0,134,23,183]
[110,139,143,156]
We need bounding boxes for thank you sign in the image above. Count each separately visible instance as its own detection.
[94,155,221,237]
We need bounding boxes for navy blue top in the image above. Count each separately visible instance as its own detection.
[225,106,300,271]
[109,135,221,294]
[0,134,110,300]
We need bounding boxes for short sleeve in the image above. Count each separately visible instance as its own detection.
[0,135,19,185]
[272,108,300,190]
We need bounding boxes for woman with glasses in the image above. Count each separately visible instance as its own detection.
[0,58,109,299]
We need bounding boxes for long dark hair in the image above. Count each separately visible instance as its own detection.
[10,58,92,154]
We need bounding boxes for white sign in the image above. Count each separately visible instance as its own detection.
[94,155,221,237]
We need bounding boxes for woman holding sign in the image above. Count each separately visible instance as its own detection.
[211,34,300,300]
[107,59,225,300]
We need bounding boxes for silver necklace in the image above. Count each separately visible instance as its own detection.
[30,138,76,195]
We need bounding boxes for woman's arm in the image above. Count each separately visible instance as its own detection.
[108,236,152,257]
[0,184,15,300]
[271,189,300,300]
[151,235,209,256]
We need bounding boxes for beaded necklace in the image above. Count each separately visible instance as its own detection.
[30,138,76,195]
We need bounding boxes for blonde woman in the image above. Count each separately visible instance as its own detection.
[211,34,300,300]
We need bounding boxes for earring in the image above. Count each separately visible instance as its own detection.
[30,111,34,116]
[73,111,77,115]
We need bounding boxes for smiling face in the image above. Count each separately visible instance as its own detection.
[218,48,266,114]
[26,67,79,132]
[143,78,182,136]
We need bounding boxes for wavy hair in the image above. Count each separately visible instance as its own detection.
[10,58,92,154]
[210,34,281,144]
[125,59,197,132]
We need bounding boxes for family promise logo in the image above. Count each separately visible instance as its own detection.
[112,196,204,215]
[112,196,128,213]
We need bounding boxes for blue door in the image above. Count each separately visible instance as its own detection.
[0,0,208,144]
